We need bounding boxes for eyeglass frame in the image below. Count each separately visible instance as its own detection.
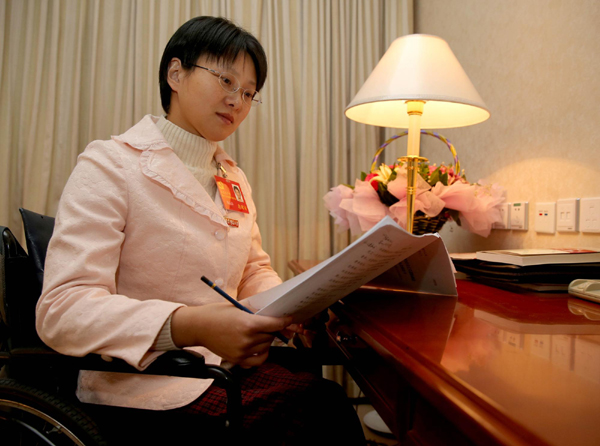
[192,64,262,107]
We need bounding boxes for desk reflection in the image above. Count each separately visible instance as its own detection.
[291,259,600,445]
[336,287,457,365]
[439,281,600,446]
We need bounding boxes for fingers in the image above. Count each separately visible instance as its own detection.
[248,313,292,334]
[222,338,272,365]
[238,298,292,331]
[283,323,317,337]
[284,323,304,334]
[171,303,292,367]
[218,314,282,364]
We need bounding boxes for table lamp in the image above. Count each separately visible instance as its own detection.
[345,34,490,233]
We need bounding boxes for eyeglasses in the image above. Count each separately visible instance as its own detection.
[193,65,262,107]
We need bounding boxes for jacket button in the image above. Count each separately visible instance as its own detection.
[214,229,226,240]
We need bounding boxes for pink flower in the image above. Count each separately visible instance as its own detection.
[323,185,354,232]
[387,166,432,200]
[477,180,506,208]
[386,168,446,225]
[458,182,505,237]
[418,190,446,217]
[430,180,506,237]
[364,173,380,191]
[387,199,409,229]
[430,181,477,214]
[338,180,389,235]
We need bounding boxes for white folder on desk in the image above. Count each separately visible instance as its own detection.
[249,216,457,323]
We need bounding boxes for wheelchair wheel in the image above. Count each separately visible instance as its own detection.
[0,378,106,446]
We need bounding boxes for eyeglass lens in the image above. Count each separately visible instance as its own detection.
[218,72,261,106]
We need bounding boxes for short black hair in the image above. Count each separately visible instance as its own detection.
[159,16,268,113]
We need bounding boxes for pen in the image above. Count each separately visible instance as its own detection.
[200,276,290,345]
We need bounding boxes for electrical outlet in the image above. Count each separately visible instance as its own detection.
[493,203,511,229]
[557,198,579,232]
[510,202,528,230]
[580,197,600,233]
[535,202,556,234]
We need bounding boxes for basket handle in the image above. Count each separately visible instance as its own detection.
[370,130,459,174]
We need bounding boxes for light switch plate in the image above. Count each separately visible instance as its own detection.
[510,202,528,230]
[557,198,579,232]
[535,202,556,234]
[580,197,600,233]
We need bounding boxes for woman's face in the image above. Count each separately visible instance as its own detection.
[167,52,256,141]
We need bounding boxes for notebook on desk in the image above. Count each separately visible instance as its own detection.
[450,255,600,292]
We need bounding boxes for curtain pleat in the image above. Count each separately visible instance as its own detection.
[0,0,412,279]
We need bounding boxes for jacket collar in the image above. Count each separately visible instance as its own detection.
[113,115,239,171]
[114,115,243,227]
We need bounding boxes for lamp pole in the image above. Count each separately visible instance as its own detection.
[402,100,428,233]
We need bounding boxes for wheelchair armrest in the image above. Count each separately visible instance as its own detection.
[76,350,207,375]
[78,350,241,428]
[7,347,241,429]
[8,343,231,381]
[77,350,230,381]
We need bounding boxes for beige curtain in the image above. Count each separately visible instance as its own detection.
[0,0,413,278]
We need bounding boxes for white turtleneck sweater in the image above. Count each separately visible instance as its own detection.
[155,116,219,200]
[151,116,220,351]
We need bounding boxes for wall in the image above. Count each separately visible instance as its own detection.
[414,0,600,253]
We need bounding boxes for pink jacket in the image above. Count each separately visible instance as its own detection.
[36,115,282,410]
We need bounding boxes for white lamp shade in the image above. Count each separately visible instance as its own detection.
[345,34,490,129]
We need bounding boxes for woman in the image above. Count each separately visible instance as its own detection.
[36,16,365,445]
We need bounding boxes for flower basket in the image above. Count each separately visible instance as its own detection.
[324,131,506,237]
[412,210,450,235]
[370,131,458,235]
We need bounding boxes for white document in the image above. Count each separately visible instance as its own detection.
[250,216,457,323]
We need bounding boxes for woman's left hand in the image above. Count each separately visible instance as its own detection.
[239,299,329,347]
[284,311,330,347]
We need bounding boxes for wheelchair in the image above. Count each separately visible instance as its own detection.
[0,209,242,445]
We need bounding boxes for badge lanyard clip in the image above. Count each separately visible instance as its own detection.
[217,163,227,179]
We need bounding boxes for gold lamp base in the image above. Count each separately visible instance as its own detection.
[399,155,428,233]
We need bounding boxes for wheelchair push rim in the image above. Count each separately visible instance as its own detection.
[0,379,106,446]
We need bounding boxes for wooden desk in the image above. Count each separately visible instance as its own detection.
[289,260,600,446]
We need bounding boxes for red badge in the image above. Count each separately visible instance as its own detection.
[225,217,239,228]
[215,176,250,214]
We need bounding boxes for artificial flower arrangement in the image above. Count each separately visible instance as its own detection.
[323,131,506,237]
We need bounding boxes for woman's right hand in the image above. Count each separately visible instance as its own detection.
[170,303,291,368]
